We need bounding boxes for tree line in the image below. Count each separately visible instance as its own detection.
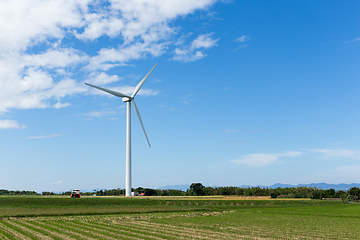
[1,183,359,199]
[186,183,360,199]
[0,189,38,195]
[108,184,360,199]
[71,184,360,199]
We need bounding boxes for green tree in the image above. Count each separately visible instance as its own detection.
[322,189,335,198]
[271,191,280,198]
[190,183,204,196]
[235,188,244,196]
[349,187,360,198]
[294,192,308,198]
[311,190,322,199]
[42,191,54,195]
[334,190,347,198]
[143,188,157,196]
[203,187,215,195]
[135,187,144,193]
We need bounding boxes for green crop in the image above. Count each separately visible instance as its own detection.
[0,196,358,239]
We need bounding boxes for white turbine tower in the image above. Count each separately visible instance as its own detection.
[85,64,157,196]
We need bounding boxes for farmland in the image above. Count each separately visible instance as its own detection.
[0,196,359,239]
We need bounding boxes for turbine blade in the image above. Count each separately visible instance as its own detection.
[132,99,151,147]
[131,63,157,98]
[85,83,131,98]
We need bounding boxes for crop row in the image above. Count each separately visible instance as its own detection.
[0,215,244,239]
[1,207,359,239]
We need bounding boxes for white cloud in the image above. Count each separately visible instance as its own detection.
[306,148,360,160]
[27,133,63,139]
[54,102,70,109]
[80,110,117,118]
[236,35,250,42]
[231,151,303,167]
[173,49,206,62]
[172,33,219,62]
[86,72,120,85]
[282,151,303,157]
[231,153,279,167]
[76,0,217,42]
[0,0,86,53]
[51,180,62,184]
[0,0,217,115]
[87,42,169,71]
[0,120,26,129]
[0,53,87,112]
[191,33,218,49]
[22,48,87,69]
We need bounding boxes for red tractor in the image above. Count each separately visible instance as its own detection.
[71,189,81,198]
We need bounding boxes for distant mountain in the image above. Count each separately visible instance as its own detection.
[248,183,360,190]
[266,183,299,188]
[158,183,360,191]
[158,184,190,191]
[293,183,360,190]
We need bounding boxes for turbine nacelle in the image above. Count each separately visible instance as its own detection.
[122,97,132,102]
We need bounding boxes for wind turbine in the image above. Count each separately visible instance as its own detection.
[85,64,157,196]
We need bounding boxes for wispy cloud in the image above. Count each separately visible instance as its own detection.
[282,151,303,157]
[345,37,360,44]
[51,181,62,184]
[222,129,238,133]
[233,44,248,51]
[298,165,360,184]
[236,35,250,42]
[306,148,360,160]
[250,129,270,133]
[27,133,63,139]
[231,148,360,168]
[152,78,162,83]
[331,141,343,146]
[234,35,250,51]
[80,110,117,118]
[0,119,26,129]
[230,151,303,167]
[172,33,219,62]
[178,94,194,104]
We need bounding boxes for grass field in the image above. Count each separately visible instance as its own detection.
[0,196,359,239]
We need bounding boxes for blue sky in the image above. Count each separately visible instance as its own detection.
[0,0,359,192]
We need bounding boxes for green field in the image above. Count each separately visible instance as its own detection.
[0,196,359,239]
